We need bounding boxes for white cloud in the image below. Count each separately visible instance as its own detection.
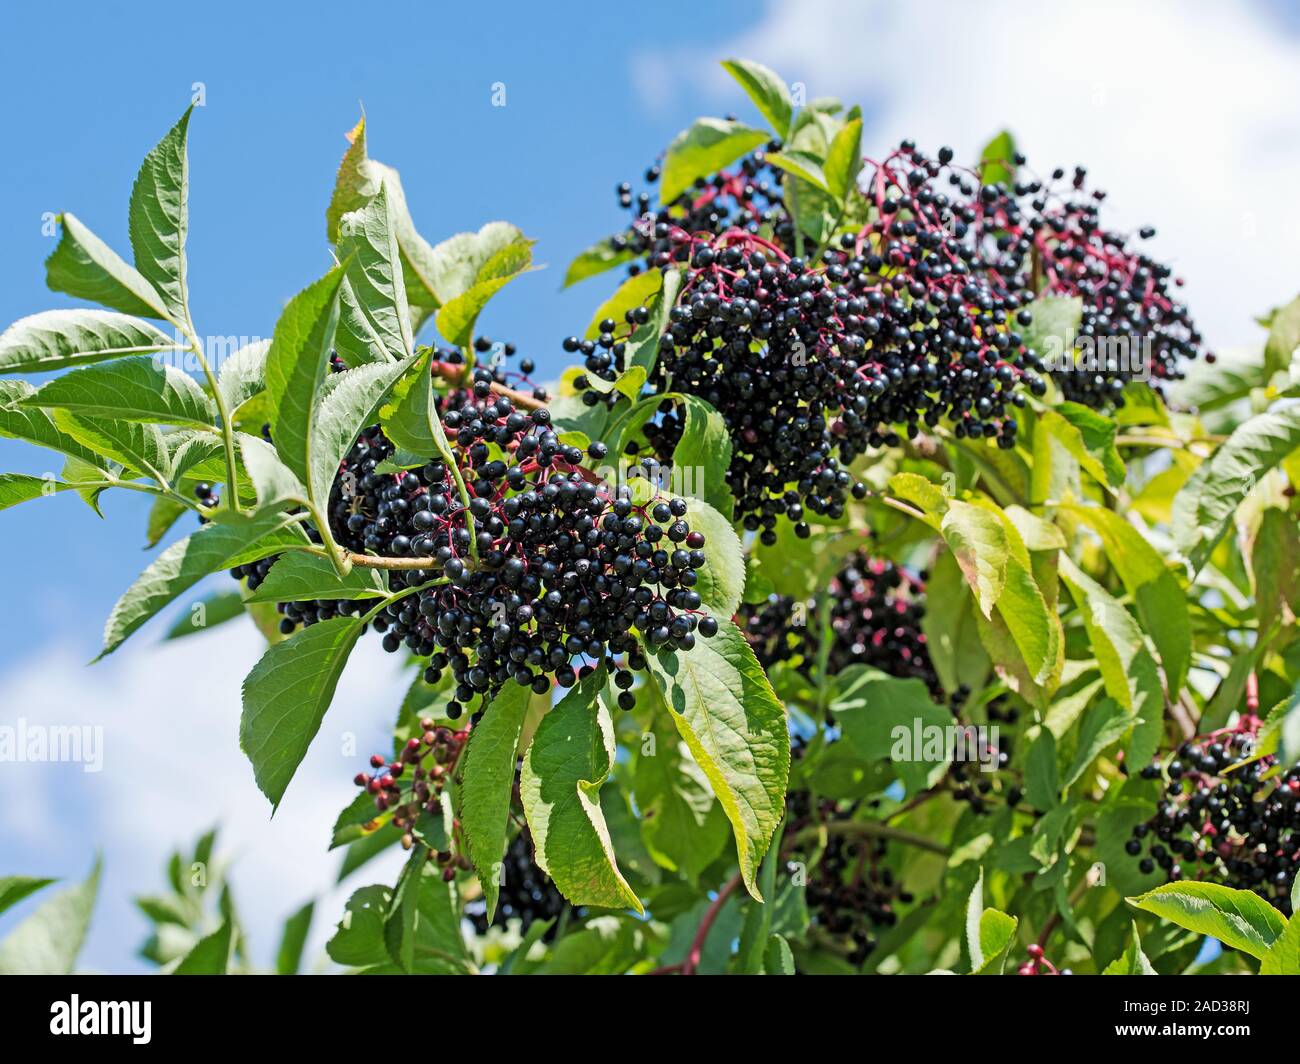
[634,0,1300,348]
[0,616,411,971]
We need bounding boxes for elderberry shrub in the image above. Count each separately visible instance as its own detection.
[465,828,571,940]
[974,161,1205,407]
[240,356,719,719]
[739,551,939,695]
[572,140,1042,534]
[1127,724,1300,915]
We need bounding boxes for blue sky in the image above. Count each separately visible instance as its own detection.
[2,0,1299,973]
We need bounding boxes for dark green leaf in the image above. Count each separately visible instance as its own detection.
[240,616,364,811]
[456,682,533,920]
[21,356,216,428]
[129,108,193,324]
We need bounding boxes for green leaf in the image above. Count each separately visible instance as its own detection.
[632,711,729,881]
[172,919,233,974]
[1021,295,1081,358]
[99,509,303,659]
[0,380,105,468]
[239,433,307,505]
[146,494,187,551]
[435,238,532,350]
[53,411,171,481]
[660,118,770,204]
[325,884,391,968]
[1173,405,1300,571]
[45,212,170,319]
[1102,924,1157,975]
[240,616,364,811]
[1063,698,1130,788]
[309,356,416,513]
[1024,729,1059,810]
[217,339,270,415]
[1252,507,1300,637]
[831,666,953,792]
[584,270,663,340]
[1128,881,1286,960]
[644,620,790,900]
[672,396,735,519]
[0,859,99,975]
[973,910,1018,974]
[764,933,795,974]
[682,494,744,618]
[336,182,413,365]
[920,550,990,696]
[563,240,635,288]
[1264,293,1300,377]
[0,876,56,917]
[21,355,216,428]
[378,348,455,465]
[425,221,529,307]
[0,473,76,512]
[245,552,387,603]
[627,269,683,380]
[1039,403,1124,489]
[129,108,193,324]
[1259,911,1300,975]
[939,500,1008,617]
[264,267,347,487]
[979,130,1018,187]
[720,58,793,139]
[520,670,642,912]
[1060,555,1164,768]
[823,118,863,204]
[456,682,533,920]
[163,589,245,640]
[764,150,830,193]
[384,846,423,972]
[0,310,179,375]
[737,819,786,973]
[275,900,314,975]
[1067,505,1191,695]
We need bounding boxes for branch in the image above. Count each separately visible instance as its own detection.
[429,359,546,410]
[681,871,742,976]
[787,818,950,856]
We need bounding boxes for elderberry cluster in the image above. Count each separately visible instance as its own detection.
[1126,726,1300,914]
[738,551,938,694]
[572,140,1041,531]
[607,139,789,278]
[352,719,469,878]
[975,161,1205,407]
[254,360,717,718]
[785,790,911,966]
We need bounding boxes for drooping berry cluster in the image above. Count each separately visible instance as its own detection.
[785,790,911,967]
[465,828,571,940]
[352,719,469,879]
[1126,719,1300,915]
[573,140,1041,532]
[255,359,718,719]
[739,551,938,694]
[976,162,1205,407]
